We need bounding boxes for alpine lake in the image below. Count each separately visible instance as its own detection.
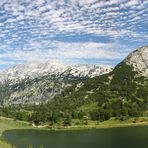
[3,125,148,148]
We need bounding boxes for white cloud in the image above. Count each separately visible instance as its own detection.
[0,0,147,38]
[0,41,129,66]
[0,0,147,69]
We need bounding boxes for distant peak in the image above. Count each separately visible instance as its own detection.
[125,46,148,60]
[124,46,148,76]
[133,46,148,53]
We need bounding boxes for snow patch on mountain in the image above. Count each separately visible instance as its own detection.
[0,61,112,85]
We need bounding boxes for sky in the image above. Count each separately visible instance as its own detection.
[0,0,147,70]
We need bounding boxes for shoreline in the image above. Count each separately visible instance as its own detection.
[35,117,148,131]
[2,116,148,132]
[35,121,148,132]
[1,116,148,147]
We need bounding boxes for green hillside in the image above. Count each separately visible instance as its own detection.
[45,62,148,120]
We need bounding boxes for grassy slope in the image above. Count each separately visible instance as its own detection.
[0,116,31,135]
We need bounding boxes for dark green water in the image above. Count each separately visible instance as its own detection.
[3,126,148,148]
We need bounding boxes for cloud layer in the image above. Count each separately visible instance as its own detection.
[0,0,147,69]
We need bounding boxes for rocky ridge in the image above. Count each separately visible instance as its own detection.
[0,61,112,85]
[0,61,112,106]
[124,46,148,76]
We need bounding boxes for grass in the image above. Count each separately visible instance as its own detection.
[0,138,11,148]
[78,103,98,113]
[0,116,31,136]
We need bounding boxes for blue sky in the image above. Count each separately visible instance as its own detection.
[0,0,147,70]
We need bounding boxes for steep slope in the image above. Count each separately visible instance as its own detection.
[0,61,112,106]
[45,46,148,119]
[124,46,148,76]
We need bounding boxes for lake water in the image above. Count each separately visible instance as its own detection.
[3,126,148,148]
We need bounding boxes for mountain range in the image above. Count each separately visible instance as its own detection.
[0,61,112,106]
[0,46,148,123]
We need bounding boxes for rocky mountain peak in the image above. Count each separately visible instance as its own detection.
[124,46,148,76]
[0,60,112,85]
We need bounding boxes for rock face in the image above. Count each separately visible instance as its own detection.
[0,61,112,106]
[0,61,67,85]
[124,46,148,76]
[0,61,112,85]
